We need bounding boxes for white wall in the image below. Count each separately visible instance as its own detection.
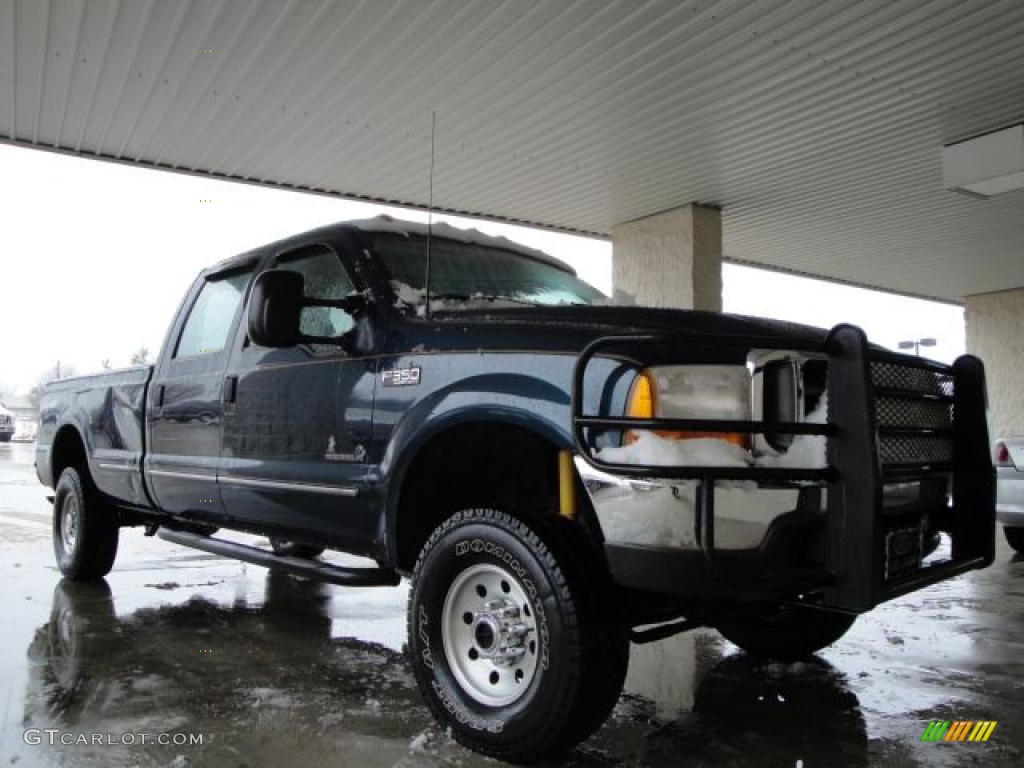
[965,288,1024,438]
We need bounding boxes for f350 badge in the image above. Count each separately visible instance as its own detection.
[382,366,421,387]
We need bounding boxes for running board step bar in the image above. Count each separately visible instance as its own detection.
[156,528,401,587]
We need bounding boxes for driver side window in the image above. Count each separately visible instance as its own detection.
[275,245,356,344]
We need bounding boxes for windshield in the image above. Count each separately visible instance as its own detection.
[369,233,605,310]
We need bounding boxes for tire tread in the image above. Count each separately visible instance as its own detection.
[53,467,118,581]
[407,508,626,762]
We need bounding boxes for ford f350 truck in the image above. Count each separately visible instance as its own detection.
[36,216,996,761]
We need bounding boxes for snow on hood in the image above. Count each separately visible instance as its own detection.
[347,215,575,273]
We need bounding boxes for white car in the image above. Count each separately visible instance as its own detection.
[0,402,15,443]
[994,438,1024,553]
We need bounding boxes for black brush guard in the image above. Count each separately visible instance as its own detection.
[571,324,995,613]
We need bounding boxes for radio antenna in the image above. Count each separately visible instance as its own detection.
[424,111,436,318]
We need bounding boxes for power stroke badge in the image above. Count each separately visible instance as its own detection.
[381,366,421,387]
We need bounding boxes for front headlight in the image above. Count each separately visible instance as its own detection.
[625,365,751,447]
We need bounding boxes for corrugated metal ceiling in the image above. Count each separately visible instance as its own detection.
[1,0,1022,301]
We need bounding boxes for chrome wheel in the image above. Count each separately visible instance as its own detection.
[59,495,79,555]
[442,563,539,706]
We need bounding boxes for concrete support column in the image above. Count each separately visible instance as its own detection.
[965,288,1024,438]
[611,204,722,311]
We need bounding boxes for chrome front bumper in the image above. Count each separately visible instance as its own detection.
[575,456,800,552]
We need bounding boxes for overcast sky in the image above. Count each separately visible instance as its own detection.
[0,143,964,394]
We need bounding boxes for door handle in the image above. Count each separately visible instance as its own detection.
[155,384,165,407]
[223,375,238,404]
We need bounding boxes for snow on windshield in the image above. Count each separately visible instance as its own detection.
[390,281,538,316]
[349,215,573,272]
[379,226,605,310]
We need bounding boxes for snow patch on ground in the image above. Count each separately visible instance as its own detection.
[129,674,167,693]
[408,730,430,753]
[246,687,295,709]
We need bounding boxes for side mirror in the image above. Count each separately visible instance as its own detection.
[248,269,304,348]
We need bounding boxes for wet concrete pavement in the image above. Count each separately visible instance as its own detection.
[1,440,1022,767]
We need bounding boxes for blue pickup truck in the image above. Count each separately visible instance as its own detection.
[36,215,996,761]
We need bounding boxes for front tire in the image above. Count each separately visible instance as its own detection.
[52,467,119,581]
[407,509,628,762]
[1004,526,1024,554]
[716,603,856,661]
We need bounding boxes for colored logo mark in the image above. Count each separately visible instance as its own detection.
[921,720,997,742]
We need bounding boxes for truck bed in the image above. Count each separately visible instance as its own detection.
[36,366,153,510]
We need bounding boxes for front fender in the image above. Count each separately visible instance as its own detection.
[382,372,573,470]
[375,369,576,563]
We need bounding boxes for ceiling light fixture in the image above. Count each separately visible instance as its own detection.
[941,123,1024,198]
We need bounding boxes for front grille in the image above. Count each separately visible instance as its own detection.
[870,359,954,469]
[878,434,953,464]
[871,361,954,398]
[874,397,951,430]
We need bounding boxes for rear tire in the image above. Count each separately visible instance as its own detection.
[52,467,119,581]
[407,509,628,762]
[268,537,325,559]
[716,603,856,661]
[1004,526,1024,554]
[0,433,12,443]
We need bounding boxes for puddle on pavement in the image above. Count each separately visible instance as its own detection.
[10,573,876,767]
[3,442,1023,767]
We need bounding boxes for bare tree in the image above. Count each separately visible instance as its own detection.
[101,358,113,370]
[130,346,150,366]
